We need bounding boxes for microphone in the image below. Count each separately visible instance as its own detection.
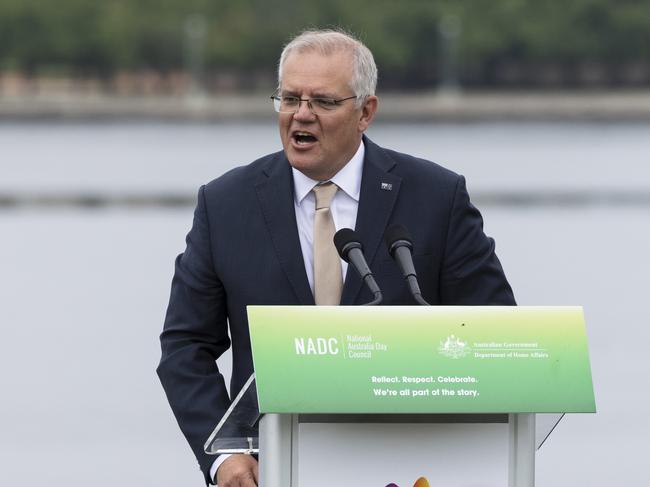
[384,224,430,305]
[333,228,383,305]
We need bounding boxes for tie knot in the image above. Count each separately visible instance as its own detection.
[313,182,338,210]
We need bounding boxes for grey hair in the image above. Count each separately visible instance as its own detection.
[277,29,377,108]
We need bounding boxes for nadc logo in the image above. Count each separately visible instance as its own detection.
[385,477,430,487]
[294,337,339,355]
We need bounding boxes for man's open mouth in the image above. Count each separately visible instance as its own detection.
[292,131,318,145]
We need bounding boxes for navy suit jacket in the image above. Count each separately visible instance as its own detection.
[157,136,515,481]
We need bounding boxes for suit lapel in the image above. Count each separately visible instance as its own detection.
[254,153,314,305]
[340,137,401,305]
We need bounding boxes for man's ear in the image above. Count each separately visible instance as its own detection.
[358,95,378,132]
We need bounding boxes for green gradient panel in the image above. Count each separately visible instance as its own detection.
[248,306,596,414]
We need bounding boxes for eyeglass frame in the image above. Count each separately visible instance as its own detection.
[270,94,359,115]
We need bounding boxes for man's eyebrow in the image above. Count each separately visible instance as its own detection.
[279,89,339,99]
[311,92,338,99]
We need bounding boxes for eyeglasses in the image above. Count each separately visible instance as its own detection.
[270,94,358,115]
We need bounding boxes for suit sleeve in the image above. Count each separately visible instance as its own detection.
[157,185,231,483]
[439,176,516,305]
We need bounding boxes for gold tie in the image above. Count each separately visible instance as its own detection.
[312,182,342,305]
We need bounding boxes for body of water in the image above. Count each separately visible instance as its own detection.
[1,122,649,486]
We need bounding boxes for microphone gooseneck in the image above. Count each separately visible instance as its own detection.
[334,228,383,305]
[384,224,430,306]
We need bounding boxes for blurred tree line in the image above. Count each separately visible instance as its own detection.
[1,0,649,90]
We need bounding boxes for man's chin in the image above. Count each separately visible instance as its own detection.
[286,156,326,181]
[287,143,317,158]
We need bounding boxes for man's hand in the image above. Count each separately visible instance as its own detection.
[215,454,259,487]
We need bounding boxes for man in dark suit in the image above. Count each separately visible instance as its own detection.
[157,29,515,486]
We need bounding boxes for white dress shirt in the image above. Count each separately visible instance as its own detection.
[210,141,365,483]
[292,141,364,292]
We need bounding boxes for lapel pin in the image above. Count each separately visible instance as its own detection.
[381,182,393,191]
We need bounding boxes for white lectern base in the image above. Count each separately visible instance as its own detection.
[259,413,535,487]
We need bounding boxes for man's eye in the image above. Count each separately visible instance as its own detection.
[282,96,300,105]
[314,98,338,110]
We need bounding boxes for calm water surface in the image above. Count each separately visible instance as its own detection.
[2,121,649,193]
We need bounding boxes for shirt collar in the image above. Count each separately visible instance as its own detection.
[292,141,365,204]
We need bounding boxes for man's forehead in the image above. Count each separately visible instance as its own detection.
[282,49,353,75]
[280,50,353,92]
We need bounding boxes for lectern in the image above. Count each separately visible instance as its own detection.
[206,306,595,487]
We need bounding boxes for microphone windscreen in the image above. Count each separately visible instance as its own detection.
[384,223,413,248]
[334,228,360,260]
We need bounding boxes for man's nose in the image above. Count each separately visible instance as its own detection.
[293,99,316,121]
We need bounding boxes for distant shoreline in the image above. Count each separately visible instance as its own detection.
[2,91,650,122]
[3,189,650,210]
